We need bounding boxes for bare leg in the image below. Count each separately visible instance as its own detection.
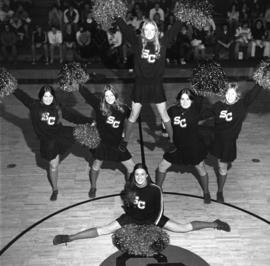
[121,158,135,182]
[49,155,60,201]
[88,159,103,198]
[217,159,228,203]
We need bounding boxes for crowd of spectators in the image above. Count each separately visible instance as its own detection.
[1,0,270,66]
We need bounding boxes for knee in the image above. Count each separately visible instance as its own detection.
[218,164,228,176]
[158,160,170,173]
[50,160,59,171]
[124,161,135,174]
[92,160,102,171]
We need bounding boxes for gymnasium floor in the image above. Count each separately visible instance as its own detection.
[0,66,270,265]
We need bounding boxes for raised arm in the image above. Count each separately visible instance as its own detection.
[13,88,35,109]
[60,105,93,124]
[152,184,164,225]
[78,85,100,110]
[115,17,138,46]
[243,84,262,107]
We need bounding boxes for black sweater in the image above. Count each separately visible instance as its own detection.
[79,86,130,147]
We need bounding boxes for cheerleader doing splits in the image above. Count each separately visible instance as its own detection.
[53,163,230,245]
[156,88,211,204]
[78,84,135,198]
[204,82,263,203]
[11,85,90,201]
[115,17,183,152]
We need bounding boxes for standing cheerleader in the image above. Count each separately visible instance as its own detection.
[203,82,263,203]
[11,85,90,201]
[115,17,182,152]
[78,84,135,198]
[53,163,230,246]
[156,88,211,204]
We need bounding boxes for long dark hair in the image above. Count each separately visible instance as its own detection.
[176,88,195,106]
[38,85,57,106]
[100,84,124,116]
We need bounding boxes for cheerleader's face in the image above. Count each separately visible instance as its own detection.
[225,88,237,104]
[104,90,116,105]
[180,93,192,109]
[144,23,156,40]
[42,91,54,105]
[134,168,148,187]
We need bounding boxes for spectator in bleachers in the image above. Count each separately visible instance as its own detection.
[153,12,164,36]
[125,11,134,27]
[250,19,266,59]
[9,14,25,44]
[191,28,206,61]
[149,2,164,21]
[177,25,192,64]
[76,24,92,62]
[215,23,234,60]
[250,0,264,24]
[234,20,252,59]
[264,4,270,30]
[0,23,18,63]
[131,9,145,33]
[227,3,240,33]
[63,3,79,32]
[106,25,123,66]
[62,23,76,61]
[47,25,63,64]
[31,25,49,64]
[0,2,14,23]
[80,2,91,25]
[203,26,216,59]
[263,28,270,58]
[13,3,31,38]
[48,4,63,31]
[239,2,250,24]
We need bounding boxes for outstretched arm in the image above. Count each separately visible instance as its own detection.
[13,88,35,109]
[115,17,137,46]
[243,84,262,107]
[78,85,100,110]
[61,105,93,124]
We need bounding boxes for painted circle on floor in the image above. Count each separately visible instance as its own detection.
[100,245,209,266]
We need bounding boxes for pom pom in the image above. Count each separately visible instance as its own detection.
[191,61,227,97]
[0,68,18,98]
[73,123,101,149]
[253,60,270,89]
[120,188,137,209]
[112,224,170,256]
[174,0,213,30]
[92,0,128,30]
[58,62,89,92]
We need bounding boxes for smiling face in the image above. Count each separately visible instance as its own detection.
[143,23,156,40]
[134,168,148,188]
[225,88,238,104]
[104,90,116,105]
[42,91,54,105]
[180,93,192,109]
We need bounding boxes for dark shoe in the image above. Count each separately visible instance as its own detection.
[53,234,70,245]
[167,142,177,153]
[50,190,58,201]
[203,193,211,204]
[217,192,224,203]
[88,187,97,198]
[214,219,231,232]
[118,139,128,152]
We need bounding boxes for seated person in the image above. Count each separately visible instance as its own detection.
[31,25,49,64]
[47,25,63,64]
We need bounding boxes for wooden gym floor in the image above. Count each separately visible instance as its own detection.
[0,66,270,265]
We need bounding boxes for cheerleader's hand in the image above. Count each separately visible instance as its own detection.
[118,139,128,152]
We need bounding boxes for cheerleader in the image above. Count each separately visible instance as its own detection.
[203,82,263,203]
[78,84,135,198]
[11,85,90,201]
[156,88,212,204]
[115,17,183,152]
[53,163,230,245]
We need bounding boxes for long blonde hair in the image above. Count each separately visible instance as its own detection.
[141,19,161,58]
[100,84,124,116]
